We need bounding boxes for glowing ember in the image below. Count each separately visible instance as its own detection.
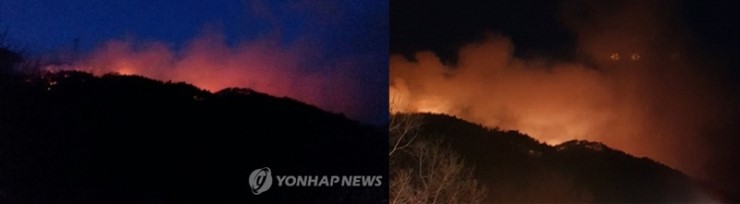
[610,53,620,61]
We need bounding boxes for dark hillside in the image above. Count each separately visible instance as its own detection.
[396,113,712,203]
[0,66,387,203]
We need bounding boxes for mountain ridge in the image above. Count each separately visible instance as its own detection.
[395,112,716,203]
[0,70,388,203]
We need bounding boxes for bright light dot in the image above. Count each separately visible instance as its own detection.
[610,53,620,61]
[631,53,641,61]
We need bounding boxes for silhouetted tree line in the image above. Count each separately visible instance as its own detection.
[392,113,715,203]
[0,48,387,203]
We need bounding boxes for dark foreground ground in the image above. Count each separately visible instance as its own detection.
[0,68,388,203]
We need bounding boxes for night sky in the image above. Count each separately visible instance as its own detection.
[391,0,740,198]
[5,0,740,200]
[1,0,388,124]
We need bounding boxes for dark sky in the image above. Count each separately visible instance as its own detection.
[392,0,740,72]
[2,0,260,51]
[391,0,740,200]
[0,0,389,124]
[391,0,573,63]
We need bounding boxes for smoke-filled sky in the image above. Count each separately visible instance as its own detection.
[0,0,388,124]
[391,0,740,197]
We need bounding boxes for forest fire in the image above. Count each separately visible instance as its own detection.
[390,38,613,145]
[42,33,364,121]
[389,0,729,184]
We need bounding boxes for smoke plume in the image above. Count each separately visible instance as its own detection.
[390,0,726,181]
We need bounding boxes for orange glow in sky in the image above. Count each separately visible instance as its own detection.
[390,28,720,181]
[44,33,364,120]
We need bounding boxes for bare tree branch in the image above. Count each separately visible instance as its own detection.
[390,140,487,203]
[389,114,420,156]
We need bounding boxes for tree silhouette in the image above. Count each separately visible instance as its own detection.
[0,39,22,74]
[389,113,421,156]
[390,140,486,203]
[389,112,487,203]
